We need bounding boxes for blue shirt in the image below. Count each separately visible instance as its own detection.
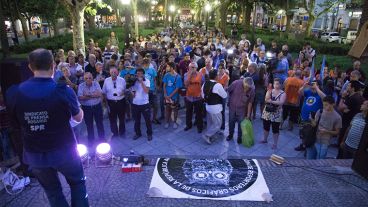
[144,67,157,91]
[301,89,323,121]
[163,73,183,101]
[119,68,136,78]
[53,69,63,82]
[6,77,80,167]
[274,57,289,83]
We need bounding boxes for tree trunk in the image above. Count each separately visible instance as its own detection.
[164,0,168,27]
[148,6,152,27]
[219,1,228,34]
[215,7,220,29]
[285,13,293,37]
[306,15,315,37]
[132,0,138,41]
[197,8,202,24]
[0,0,9,58]
[19,15,29,42]
[87,15,96,30]
[26,15,32,31]
[70,8,86,56]
[10,18,19,43]
[358,0,368,35]
[47,21,52,37]
[244,2,252,33]
[123,8,131,48]
[52,20,59,36]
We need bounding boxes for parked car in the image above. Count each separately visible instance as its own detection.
[341,31,357,44]
[320,32,341,43]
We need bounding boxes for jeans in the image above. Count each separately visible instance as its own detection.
[157,90,165,118]
[0,128,14,161]
[315,143,328,159]
[185,99,203,130]
[132,104,152,136]
[306,145,317,159]
[228,110,243,139]
[31,156,89,207]
[107,99,126,136]
[82,103,105,145]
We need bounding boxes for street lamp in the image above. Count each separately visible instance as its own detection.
[169,5,175,28]
[205,3,211,32]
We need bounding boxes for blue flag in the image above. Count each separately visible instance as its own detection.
[309,58,315,84]
[320,55,326,86]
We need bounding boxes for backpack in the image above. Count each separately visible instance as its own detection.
[302,109,323,147]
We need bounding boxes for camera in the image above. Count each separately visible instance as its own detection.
[125,75,146,89]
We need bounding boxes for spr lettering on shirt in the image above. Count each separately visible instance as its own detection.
[24,111,48,131]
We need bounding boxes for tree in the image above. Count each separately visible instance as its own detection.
[304,0,345,37]
[85,1,110,30]
[219,0,231,33]
[3,0,31,42]
[59,0,92,56]
[0,0,9,58]
[358,0,368,34]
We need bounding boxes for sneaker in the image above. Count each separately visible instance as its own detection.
[226,135,233,141]
[202,135,212,145]
[147,135,153,141]
[173,122,178,129]
[164,123,169,129]
[294,144,306,151]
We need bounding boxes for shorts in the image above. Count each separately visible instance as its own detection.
[149,90,158,109]
[263,119,280,134]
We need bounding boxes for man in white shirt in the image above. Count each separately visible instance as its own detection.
[201,69,228,144]
[102,66,126,137]
[131,68,153,141]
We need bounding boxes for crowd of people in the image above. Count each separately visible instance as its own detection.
[1,26,368,166]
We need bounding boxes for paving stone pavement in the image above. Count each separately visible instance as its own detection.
[1,109,363,207]
[1,159,367,207]
[74,108,338,159]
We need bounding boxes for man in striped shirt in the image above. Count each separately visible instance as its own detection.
[341,100,368,159]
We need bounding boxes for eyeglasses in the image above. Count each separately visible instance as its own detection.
[84,77,92,80]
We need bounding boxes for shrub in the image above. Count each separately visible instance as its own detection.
[11,27,162,54]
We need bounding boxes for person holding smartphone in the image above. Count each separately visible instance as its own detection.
[131,68,153,141]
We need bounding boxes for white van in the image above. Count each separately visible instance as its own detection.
[341,31,357,44]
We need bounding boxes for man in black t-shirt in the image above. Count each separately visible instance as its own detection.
[6,49,89,207]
